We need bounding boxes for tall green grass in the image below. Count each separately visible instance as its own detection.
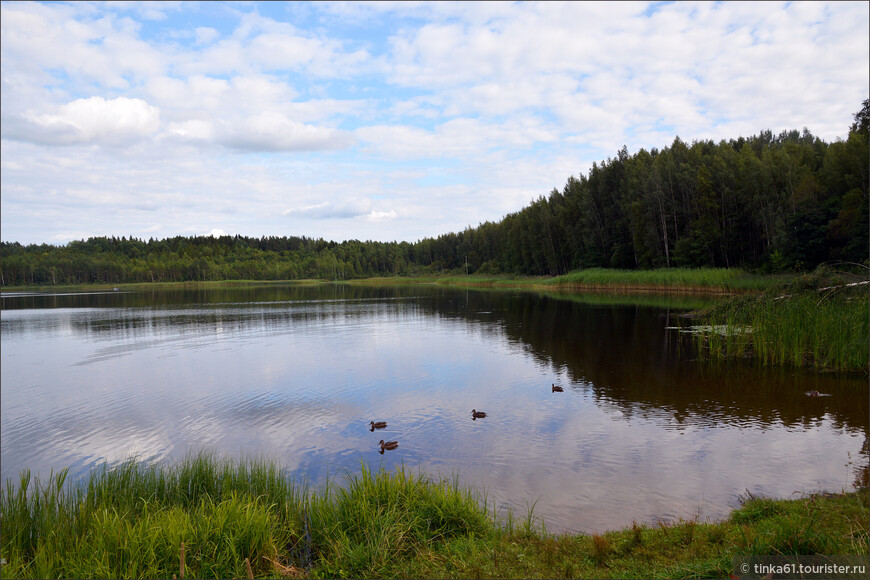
[0,453,494,579]
[304,464,493,578]
[546,267,783,292]
[691,270,869,373]
[352,268,785,293]
[1,452,303,579]
[1,454,867,579]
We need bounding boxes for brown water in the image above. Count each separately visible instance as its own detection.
[1,284,866,533]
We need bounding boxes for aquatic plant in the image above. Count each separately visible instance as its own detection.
[689,268,869,373]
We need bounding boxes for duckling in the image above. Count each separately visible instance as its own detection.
[369,421,387,431]
[552,383,564,392]
[378,440,398,453]
[471,409,487,419]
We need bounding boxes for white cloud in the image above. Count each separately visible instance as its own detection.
[215,112,355,152]
[194,26,220,46]
[179,12,372,78]
[366,210,398,222]
[284,198,373,219]
[10,97,160,146]
[379,0,867,145]
[165,119,215,141]
[0,2,166,90]
[356,116,558,160]
[142,73,367,152]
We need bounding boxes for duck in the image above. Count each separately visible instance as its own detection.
[807,390,820,397]
[471,409,487,419]
[369,421,387,431]
[552,383,564,392]
[378,440,398,453]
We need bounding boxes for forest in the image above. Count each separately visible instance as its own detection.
[1,100,867,286]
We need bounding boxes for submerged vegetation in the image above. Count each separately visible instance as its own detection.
[1,454,867,579]
[689,265,869,373]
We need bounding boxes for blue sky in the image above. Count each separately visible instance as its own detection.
[1,1,868,245]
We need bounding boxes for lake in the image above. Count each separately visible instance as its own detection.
[1,283,866,534]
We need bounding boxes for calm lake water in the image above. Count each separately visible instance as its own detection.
[1,284,867,533]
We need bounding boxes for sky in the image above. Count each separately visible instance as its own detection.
[1,1,868,246]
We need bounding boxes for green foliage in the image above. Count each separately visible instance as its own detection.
[851,98,869,135]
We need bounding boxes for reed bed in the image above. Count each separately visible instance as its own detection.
[690,271,868,373]
[546,267,781,292]
[350,268,782,293]
[1,454,867,579]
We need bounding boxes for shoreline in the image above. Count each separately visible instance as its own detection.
[1,456,866,579]
[0,267,790,295]
[4,268,865,372]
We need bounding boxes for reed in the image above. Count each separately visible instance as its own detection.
[691,276,868,372]
[351,267,785,293]
[590,533,611,564]
[545,267,780,292]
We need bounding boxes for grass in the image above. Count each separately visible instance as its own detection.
[2,453,867,579]
[1,453,302,579]
[689,266,869,373]
[3,268,786,296]
[349,268,787,294]
[544,267,784,293]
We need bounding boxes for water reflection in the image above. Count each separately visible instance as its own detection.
[1,284,866,533]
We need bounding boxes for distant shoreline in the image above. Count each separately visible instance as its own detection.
[0,267,789,294]
[5,268,865,372]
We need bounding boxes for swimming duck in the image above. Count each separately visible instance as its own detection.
[808,390,820,397]
[369,421,387,431]
[471,409,487,419]
[552,384,564,392]
[378,440,398,453]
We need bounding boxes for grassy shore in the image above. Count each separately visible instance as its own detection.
[348,268,785,294]
[1,454,867,579]
[542,267,784,293]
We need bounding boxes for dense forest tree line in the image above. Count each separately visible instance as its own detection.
[0,235,421,285]
[2,100,867,286]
